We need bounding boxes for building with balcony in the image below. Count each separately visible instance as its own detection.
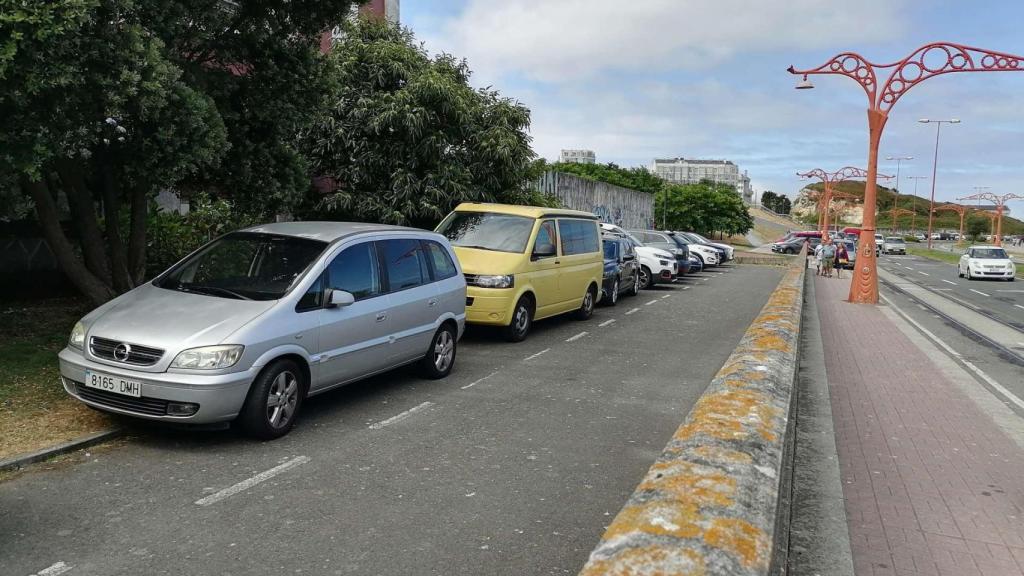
[649,157,752,201]
[560,149,596,165]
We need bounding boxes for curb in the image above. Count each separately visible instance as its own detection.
[0,428,124,472]
[579,248,807,575]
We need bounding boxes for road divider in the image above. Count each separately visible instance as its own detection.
[580,248,806,576]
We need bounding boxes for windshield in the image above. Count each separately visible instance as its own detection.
[155,232,327,300]
[972,248,1009,259]
[436,211,534,254]
[885,237,904,243]
[688,232,712,244]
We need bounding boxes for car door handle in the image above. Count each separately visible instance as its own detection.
[427,298,438,307]
[376,312,387,322]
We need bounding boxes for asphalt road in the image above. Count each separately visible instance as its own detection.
[2,265,785,576]
[877,253,1024,330]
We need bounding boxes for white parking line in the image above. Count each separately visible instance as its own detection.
[30,562,72,576]
[625,307,640,315]
[523,348,550,360]
[941,279,957,285]
[644,299,658,306]
[661,294,672,299]
[461,371,498,390]
[1016,305,1024,311]
[566,331,588,342]
[368,402,434,430]
[934,288,953,291]
[996,290,1024,293]
[598,319,616,327]
[195,456,310,506]
[969,289,991,297]
[918,271,930,276]
[880,294,1024,412]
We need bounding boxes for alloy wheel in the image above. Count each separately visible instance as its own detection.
[267,371,299,429]
[433,329,455,372]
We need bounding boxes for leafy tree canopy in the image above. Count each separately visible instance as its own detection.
[655,181,753,237]
[546,161,664,195]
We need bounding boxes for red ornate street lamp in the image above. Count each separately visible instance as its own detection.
[890,208,916,234]
[789,42,1024,303]
[932,203,969,243]
[956,192,1024,246]
[797,167,875,236]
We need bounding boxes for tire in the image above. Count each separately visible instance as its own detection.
[967,268,975,281]
[502,296,533,342]
[420,323,457,379]
[784,247,795,255]
[573,284,597,320]
[638,266,653,290]
[239,359,305,440]
[957,266,963,278]
[606,279,619,306]
[627,271,640,297]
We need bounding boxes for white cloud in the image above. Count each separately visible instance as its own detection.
[438,0,909,83]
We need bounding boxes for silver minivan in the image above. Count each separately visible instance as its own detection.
[59,222,466,439]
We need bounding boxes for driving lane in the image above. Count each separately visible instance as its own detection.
[2,265,784,576]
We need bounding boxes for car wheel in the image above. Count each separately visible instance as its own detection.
[784,247,795,255]
[421,323,457,379]
[967,268,974,281]
[239,359,305,440]
[638,266,653,290]
[606,279,619,306]
[627,271,640,297]
[502,296,533,342]
[574,285,597,320]
[957,266,963,278]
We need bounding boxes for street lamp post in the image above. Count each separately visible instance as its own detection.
[789,42,1024,304]
[906,175,928,234]
[920,118,960,248]
[886,155,912,234]
[890,208,916,234]
[956,192,1024,246]
[797,167,874,236]
[932,204,968,243]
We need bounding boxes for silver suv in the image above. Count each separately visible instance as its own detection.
[59,222,466,439]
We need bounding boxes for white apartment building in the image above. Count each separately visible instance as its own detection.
[560,149,596,165]
[650,157,752,201]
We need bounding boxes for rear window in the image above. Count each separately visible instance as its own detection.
[558,219,599,255]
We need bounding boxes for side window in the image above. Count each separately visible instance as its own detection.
[559,219,599,255]
[296,272,324,312]
[623,241,635,258]
[380,238,430,292]
[326,242,381,300]
[533,220,558,256]
[425,241,458,280]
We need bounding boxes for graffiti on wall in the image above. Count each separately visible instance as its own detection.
[535,172,653,229]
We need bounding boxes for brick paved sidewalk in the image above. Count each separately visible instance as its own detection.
[815,274,1024,576]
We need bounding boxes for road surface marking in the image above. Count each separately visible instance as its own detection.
[934,288,953,291]
[941,279,957,285]
[566,331,588,342]
[880,294,1024,412]
[682,286,690,290]
[195,456,310,506]
[31,563,72,576]
[523,348,550,361]
[1016,305,1024,311]
[598,319,616,327]
[625,307,640,315]
[661,294,672,299]
[645,299,658,306]
[996,290,1024,293]
[462,371,498,390]
[905,267,914,270]
[369,402,434,430]
[969,289,991,297]
[918,271,930,276]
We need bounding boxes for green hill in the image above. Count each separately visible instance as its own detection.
[801,181,1024,235]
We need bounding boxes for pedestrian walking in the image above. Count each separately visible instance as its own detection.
[814,242,824,276]
[820,237,836,278]
[835,242,848,279]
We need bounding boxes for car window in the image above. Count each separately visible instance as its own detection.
[380,238,431,291]
[972,248,1008,259]
[327,242,381,300]
[534,220,558,256]
[558,219,599,255]
[424,240,458,280]
[603,240,618,260]
[296,272,324,312]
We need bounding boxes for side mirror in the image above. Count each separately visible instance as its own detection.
[532,244,556,260]
[326,289,355,309]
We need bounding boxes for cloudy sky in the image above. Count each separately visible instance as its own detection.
[402,0,1024,213]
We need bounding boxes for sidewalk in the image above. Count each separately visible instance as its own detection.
[814,272,1024,576]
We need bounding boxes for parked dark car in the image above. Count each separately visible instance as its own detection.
[628,230,692,274]
[687,254,703,274]
[777,236,820,254]
[600,236,640,305]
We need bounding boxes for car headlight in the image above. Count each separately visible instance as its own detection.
[471,274,514,289]
[659,259,670,266]
[171,345,244,370]
[69,321,86,350]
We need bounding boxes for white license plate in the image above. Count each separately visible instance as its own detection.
[84,370,141,398]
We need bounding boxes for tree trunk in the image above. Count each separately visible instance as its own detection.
[55,162,112,285]
[23,176,117,306]
[127,183,148,284]
[98,156,134,292]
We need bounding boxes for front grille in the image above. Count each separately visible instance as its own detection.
[90,336,164,366]
[73,381,169,416]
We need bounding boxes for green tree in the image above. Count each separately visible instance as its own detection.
[304,19,537,228]
[1,0,360,304]
[548,161,664,195]
[655,181,753,237]
[761,191,778,211]
[966,217,989,241]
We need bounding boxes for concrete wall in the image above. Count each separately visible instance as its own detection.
[536,172,654,229]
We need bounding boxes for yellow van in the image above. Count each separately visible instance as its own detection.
[435,203,604,341]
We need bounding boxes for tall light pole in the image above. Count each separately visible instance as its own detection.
[886,155,912,234]
[906,176,928,234]
[919,118,960,248]
[789,42,1024,304]
[957,191,1024,246]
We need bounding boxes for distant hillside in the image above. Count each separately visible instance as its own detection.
[799,181,1024,235]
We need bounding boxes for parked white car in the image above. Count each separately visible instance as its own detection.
[882,237,906,255]
[600,224,677,289]
[874,233,884,256]
[958,246,1016,281]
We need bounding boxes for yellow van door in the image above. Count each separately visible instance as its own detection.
[555,218,601,310]
[525,219,561,319]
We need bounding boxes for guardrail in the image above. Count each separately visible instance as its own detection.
[580,248,807,575]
